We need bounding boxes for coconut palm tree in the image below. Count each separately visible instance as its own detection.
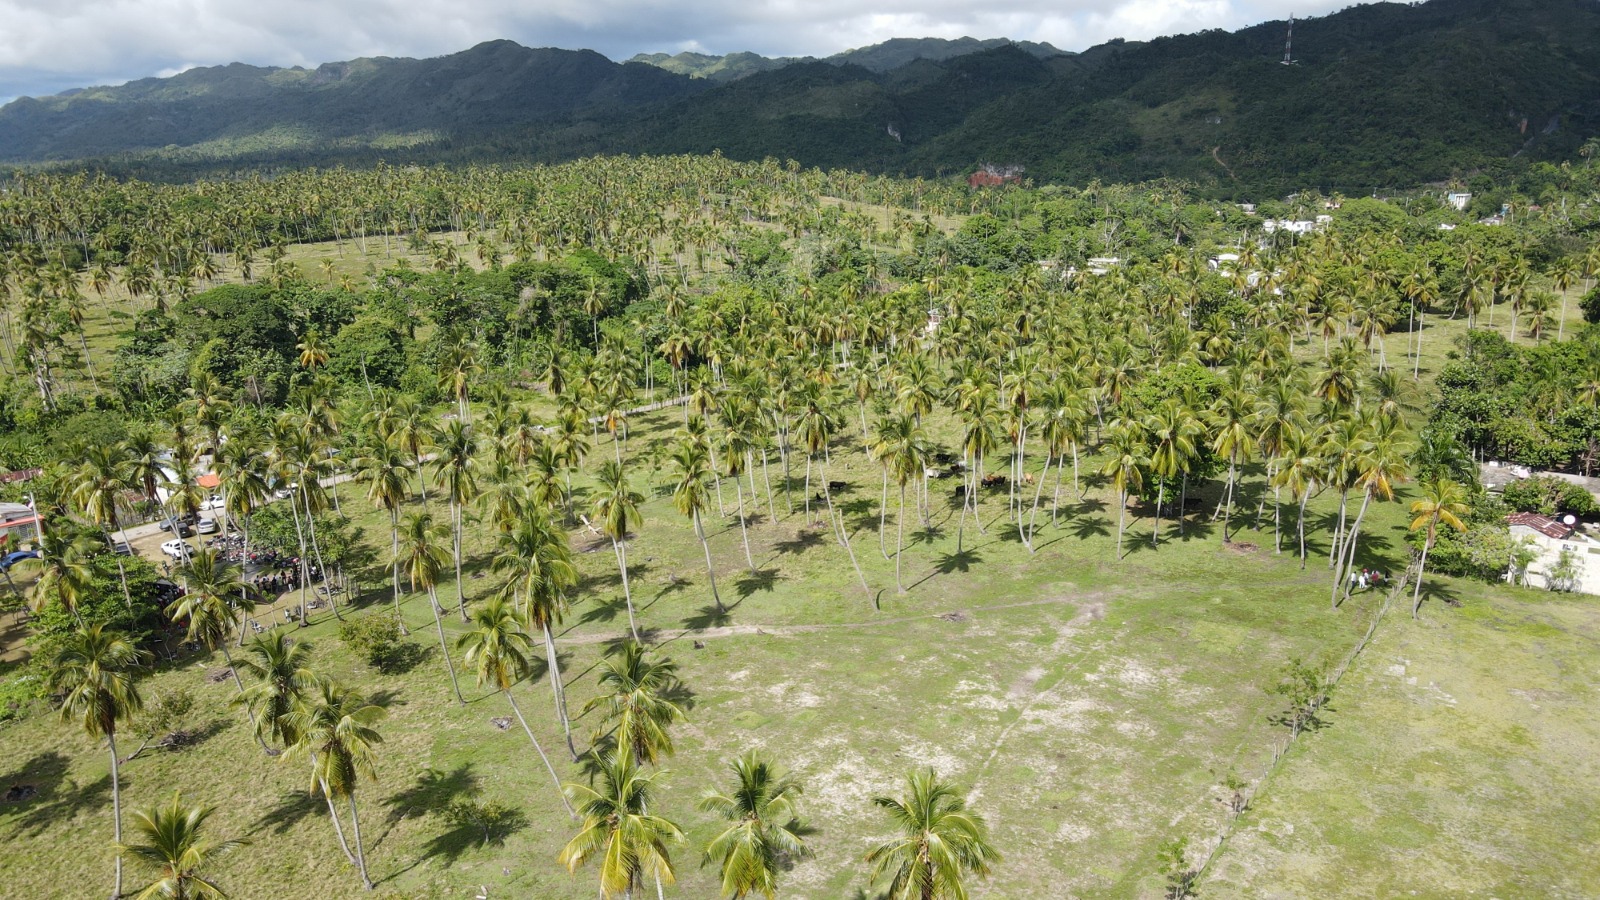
[1099,423,1148,560]
[1209,385,1257,542]
[871,413,931,593]
[697,752,810,900]
[1332,422,1413,608]
[23,529,96,624]
[284,679,385,891]
[493,507,580,757]
[234,631,314,750]
[1272,427,1323,566]
[583,640,687,767]
[1409,477,1470,619]
[671,437,723,613]
[431,418,478,621]
[118,791,247,900]
[398,512,465,704]
[864,769,1000,900]
[594,459,645,641]
[1143,399,1202,548]
[70,443,134,607]
[559,749,684,900]
[456,593,575,818]
[52,624,148,900]
[167,549,268,752]
[353,439,413,635]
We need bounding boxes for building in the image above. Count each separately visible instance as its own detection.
[1446,192,1472,211]
[1506,512,1600,594]
[0,502,40,543]
[968,164,1024,188]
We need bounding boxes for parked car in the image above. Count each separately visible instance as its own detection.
[200,494,225,511]
[196,518,219,535]
[109,541,133,557]
[160,539,193,559]
[158,519,194,537]
[0,550,39,571]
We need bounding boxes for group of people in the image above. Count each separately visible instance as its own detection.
[248,562,318,597]
[1348,568,1387,591]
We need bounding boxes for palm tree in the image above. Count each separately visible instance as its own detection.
[672,437,723,613]
[118,792,247,900]
[398,512,465,703]
[52,624,148,900]
[23,529,96,624]
[1332,422,1412,608]
[493,507,580,757]
[559,749,685,900]
[456,594,575,818]
[432,419,479,621]
[583,640,687,766]
[594,459,645,641]
[864,769,1000,900]
[1143,400,1201,548]
[1272,427,1322,567]
[871,413,931,593]
[1099,423,1148,560]
[70,443,134,607]
[1209,386,1257,542]
[698,752,810,900]
[284,679,385,891]
[1409,477,1470,619]
[168,549,269,752]
[234,631,314,750]
[352,440,412,635]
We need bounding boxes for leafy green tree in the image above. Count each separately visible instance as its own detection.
[398,512,465,704]
[697,752,810,899]
[52,624,148,899]
[168,549,268,751]
[118,791,247,900]
[284,680,385,891]
[1409,477,1471,618]
[865,769,1000,900]
[593,459,645,641]
[583,640,686,767]
[671,437,723,613]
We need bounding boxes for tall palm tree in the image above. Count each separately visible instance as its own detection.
[353,439,413,635]
[559,749,685,900]
[871,413,931,593]
[1099,423,1148,560]
[1409,477,1470,619]
[398,512,465,704]
[594,459,645,641]
[456,594,575,818]
[864,770,1000,900]
[431,419,478,621]
[70,443,134,607]
[118,792,247,900]
[1332,422,1412,608]
[1143,400,1201,548]
[1272,427,1323,567]
[493,507,580,757]
[1209,386,1257,542]
[52,624,148,900]
[168,549,268,752]
[284,679,385,891]
[23,529,96,624]
[583,640,687,767]
[671,438,723,613]
[234,632,314,750]
[697,752,810,900]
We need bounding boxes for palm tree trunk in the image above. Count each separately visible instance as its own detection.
[1332,489,1374,609]
[1412,531,1434,619]
[1329,488,1350,567]
[734,479,754,572]
[428,586,465,703]
[803,453,812,522]
[1297,491,1310,568]
[542,624,577,760]
[347,794,373,890]
[878,469,891,560]
[1116,489,1127,559]
[288,493,312,626]
[108,732,123,900]
[389,512,408,635]
[823,451,872,603]
[453,500,468,622]
[955,465,970,552]
[319,776,356,864]
[613,537,639,641]
[693,510,723,613]
[1026,450,1049,552]
[505,688,576,818]
[895,482,907,594]
[220,645,273,755]
[1151,480,1164,548]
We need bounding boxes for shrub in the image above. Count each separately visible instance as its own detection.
[339,614,403,671]
[1501,476,1598,517]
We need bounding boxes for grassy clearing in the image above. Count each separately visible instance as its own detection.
[0,393,1418,899]
[1206,578,1600,898]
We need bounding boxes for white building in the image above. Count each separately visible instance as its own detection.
[1507,513,1600,595]
[1262,219,1318,235]
[1446,192,1472,211]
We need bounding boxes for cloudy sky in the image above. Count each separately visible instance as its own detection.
[1,0,1351,103]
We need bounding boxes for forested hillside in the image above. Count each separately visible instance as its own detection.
[5,0,1600,195]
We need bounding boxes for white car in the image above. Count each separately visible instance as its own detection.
[196,518,219,535]
[200,494,225,511]
[160,539,193,559]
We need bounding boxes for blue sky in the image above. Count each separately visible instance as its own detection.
[0,0,1351,104]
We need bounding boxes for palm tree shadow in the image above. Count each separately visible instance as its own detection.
[934,547,983,575]
[773,529,825,556]
[1415,579,1462,615]
[381,763,479,828]
[911,523,946,547]
[683,602,738,630]
[575,594,630,629]
[251,789,320,837]
[1070,517,1112,540]
[734,568,781,600]
[0,751,96,839]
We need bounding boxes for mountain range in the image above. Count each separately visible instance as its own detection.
[4,0,1599,195]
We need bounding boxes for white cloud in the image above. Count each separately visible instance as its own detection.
[0,0,1355,101]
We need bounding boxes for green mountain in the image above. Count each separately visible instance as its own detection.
[626,37,1066,82]
[5,0,1600,195]
[0,41,703,161]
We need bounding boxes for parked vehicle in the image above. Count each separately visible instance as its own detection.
[200,494,225,511]
[109,541,133,557]
[160,539,193,559]
[158,520,194,537]
[0,550,39,571]
[197,518,219,535]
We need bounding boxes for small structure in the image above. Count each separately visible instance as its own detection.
[1262,219,1318,235]
[1445,192,1472,211]
[1506,512,1600,594]
[968,164,1024,188]
[1086,257,1121,276]
[0,502,40,543]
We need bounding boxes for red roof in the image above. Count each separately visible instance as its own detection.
[197,473,222,489]
[1506,512,1575,540]
[0,468,41,484]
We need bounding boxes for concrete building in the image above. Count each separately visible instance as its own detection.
[1507,512,1600,595]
